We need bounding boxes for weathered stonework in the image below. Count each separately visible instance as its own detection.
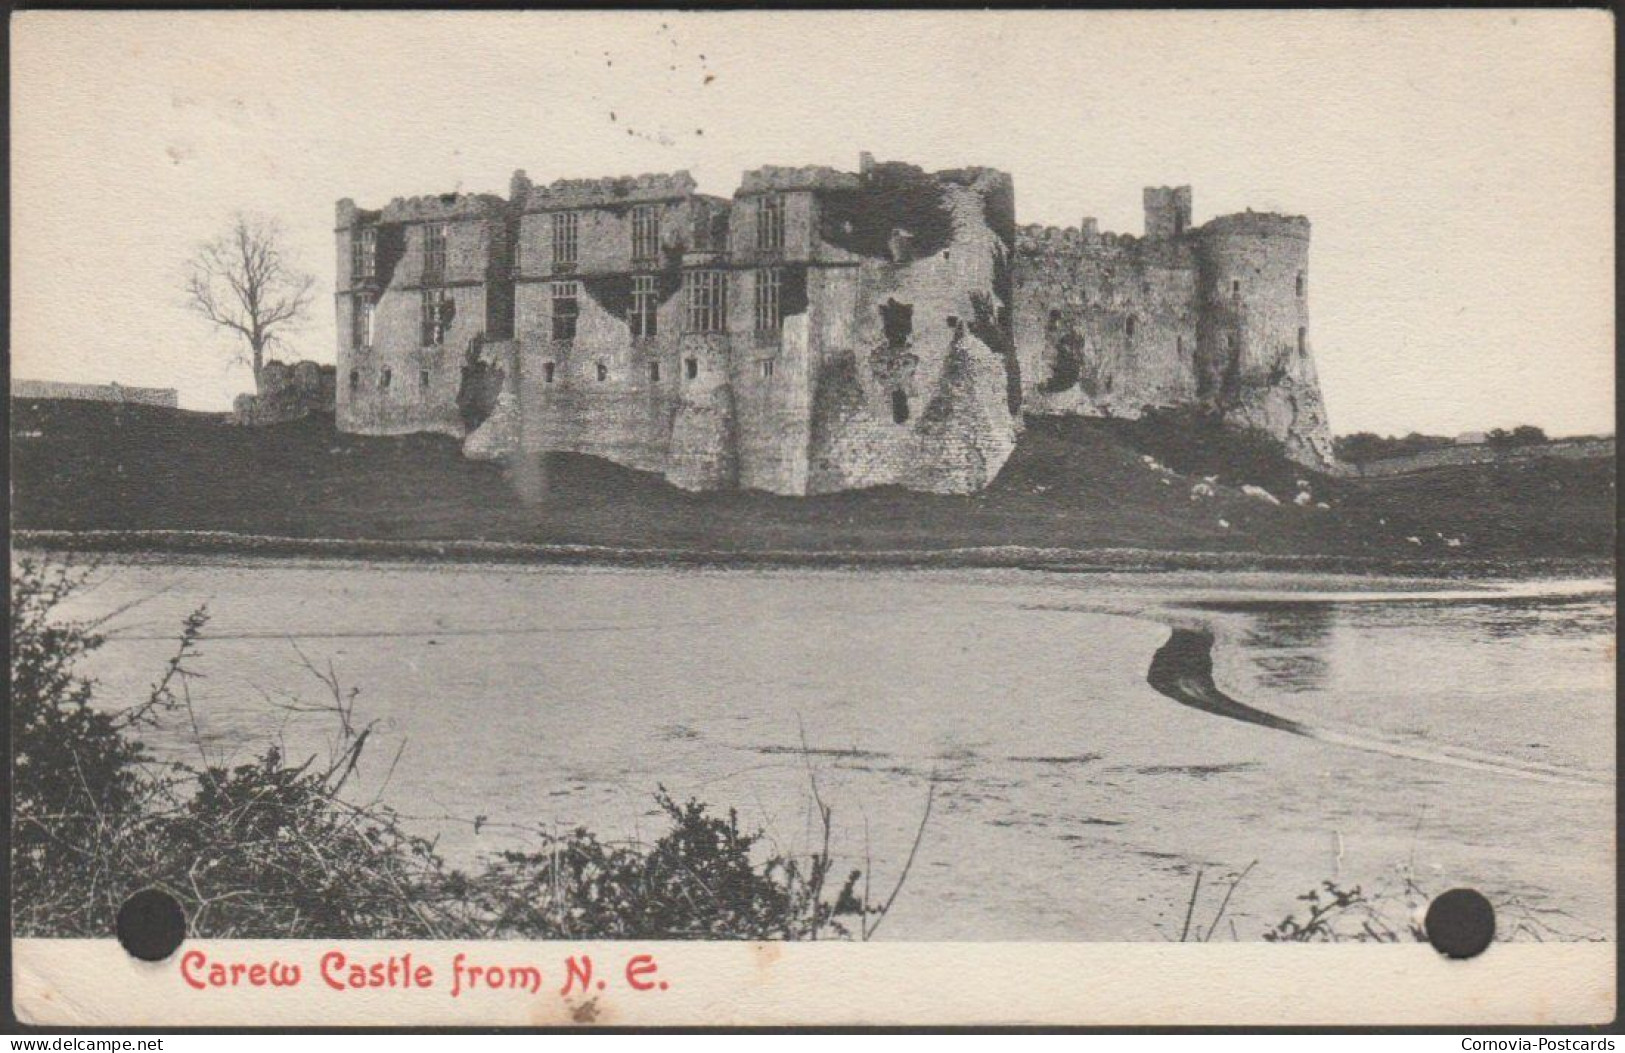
[336,165,1334,491]
[232,359,336,425]
[338,157,1020,495]
[1014,190,1334,468]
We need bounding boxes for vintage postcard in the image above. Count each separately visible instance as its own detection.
[8,9,1616,1030]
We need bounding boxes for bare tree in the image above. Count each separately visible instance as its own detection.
[184,213,315,391]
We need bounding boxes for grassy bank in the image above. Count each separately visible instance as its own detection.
[11,398,1615,568]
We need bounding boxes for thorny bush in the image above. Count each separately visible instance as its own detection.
[10,557,915,941]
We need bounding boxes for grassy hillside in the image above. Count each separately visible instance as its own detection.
[10,398,1615,563]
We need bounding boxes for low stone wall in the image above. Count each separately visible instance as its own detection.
[11,379,178,408]
[1352,438,1615,477]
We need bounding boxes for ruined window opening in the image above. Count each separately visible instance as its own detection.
[421,288,452,346]
[1126,316,1137,341]
[352,297,375,350]
[756,194,785,253]
[891,389,910,424]
[880,300,913,349]
[1227,334,1238,353]
[423,223,448,281]
[685,270,727,333]
[352,226,377,282]
[685,357,698,380]
[630,275,658,338]
[632,205,661,264]
[1296,272,1306,297]
[596,362,608,382]
[649,361,661,382]
[1298,327,1307,354]
[552,211,579,268]
[420,368,431,393]
[381,367,392,391]
[348,368,360,392]
[543,361,556,384]
[759,359,775,380]
[1231,279,1241,297]
[551,281,580,342]
[1176,336,1183,355]
[754,268,783,333]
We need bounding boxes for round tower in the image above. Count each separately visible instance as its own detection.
[1193,212,1311,403]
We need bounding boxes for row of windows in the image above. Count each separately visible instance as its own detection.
[352,194,792,285]
[542,268,784,341]
[543,194,785,269]
[1224,273,1307,298]
[352,266,786,350]
[348,366,431,393]
[350,223,448,283]
[538,355,780,385]
[352,289,456,349]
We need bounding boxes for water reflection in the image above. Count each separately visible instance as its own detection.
[1238,603,1335,693]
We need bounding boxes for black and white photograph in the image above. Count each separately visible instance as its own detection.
[7,9,1616,1029]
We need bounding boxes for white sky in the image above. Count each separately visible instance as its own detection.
[11,10,1615,436]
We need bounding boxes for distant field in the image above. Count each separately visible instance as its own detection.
[9,398,1615,566]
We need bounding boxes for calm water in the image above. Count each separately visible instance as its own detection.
[53,556,1615,941]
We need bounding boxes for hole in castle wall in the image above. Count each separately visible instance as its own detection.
[879,299,913,349]
[892,389,911,424]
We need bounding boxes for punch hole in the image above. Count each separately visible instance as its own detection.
[1424,887,1495,959]
[116,888,186,962]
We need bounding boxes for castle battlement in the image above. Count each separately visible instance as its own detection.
[333,164,1333,490]
[376,193,506,225]
[525,171,699,211]
[738,165,861,194]
[1201,211,1311,239]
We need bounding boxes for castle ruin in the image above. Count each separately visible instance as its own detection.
[335,157,1332,494]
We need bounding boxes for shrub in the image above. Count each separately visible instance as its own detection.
[11,558,153,935]
[10,558,913,941]
[462,791,863,940]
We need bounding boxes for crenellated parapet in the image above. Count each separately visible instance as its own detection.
[524,171,698,211]
[1199,211,1311,240]
[738,165,861,194]
[378,193,507,225]
[1017,223,1193,269]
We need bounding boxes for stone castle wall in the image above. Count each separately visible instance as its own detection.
[1014,198,1333,468]
[336,193,510,439]
[340,158,1021,496]
[338,165,1334,491]
[12,379,178,408]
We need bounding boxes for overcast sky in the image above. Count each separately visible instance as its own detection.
[11,10,1614,436]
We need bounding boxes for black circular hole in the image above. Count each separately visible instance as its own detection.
[116,888,186,962]
[1424,887,1495,959]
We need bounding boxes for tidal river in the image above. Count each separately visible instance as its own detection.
[52,555,1615,941]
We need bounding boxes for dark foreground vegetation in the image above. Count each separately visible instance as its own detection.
[11,398,1615,567]
[12,558,907,940]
